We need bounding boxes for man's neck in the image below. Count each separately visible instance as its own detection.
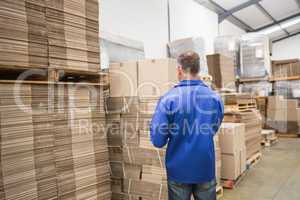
[180,74,199,81]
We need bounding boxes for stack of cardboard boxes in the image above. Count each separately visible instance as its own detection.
[219,123,246,180]
[107,59,176,199]
[222,93,262,159]
[0,0,101,72]
[206,54,236,90]
[266,96,299,134]
[0,83,111,199]
[107,59,222,199]
[272,59,300,78]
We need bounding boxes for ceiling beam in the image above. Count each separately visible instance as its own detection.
[256,3,290,36]
[272,31,300,43]
[255,12,300,31]
[194,0,254,31]
[295,0,300,8]
[219,0,263,22]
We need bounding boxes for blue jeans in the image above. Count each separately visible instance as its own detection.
[168,180,216,200]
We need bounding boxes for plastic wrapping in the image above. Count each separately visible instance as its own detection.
[214,35,240,77]
[239,81,272,96]
[274,80,300,98]
[168,37,208,75]
[240,33,271,78]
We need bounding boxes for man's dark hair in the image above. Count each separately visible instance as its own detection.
[177,51,200,74]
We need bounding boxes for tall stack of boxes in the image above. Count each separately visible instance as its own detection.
[222,93,262,159]
[0,83,111,199]
[266,96,299,134]
[0,0,111,199]
[0,0,101,72]
[219,123,246,180]
[107,59,176,199]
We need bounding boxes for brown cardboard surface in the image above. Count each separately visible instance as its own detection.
[138,59,178,97]
[109,62,138,97]
[219,123,246,154]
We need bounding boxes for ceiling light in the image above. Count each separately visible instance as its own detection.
[281,16,300,29]
[260,25,281,35]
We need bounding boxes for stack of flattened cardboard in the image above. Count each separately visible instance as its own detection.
[46,0,100,72]
[0,0,100,72]
[107,59,175,199]
[222,93,262,159]
[0,0,48,68]
[207,54,236,89]
[214,135,222,186]
[272,59,300,78]
[219,123,246,180]
[54,84,111,199]
[266,96,299,134]
[0,83,111,200]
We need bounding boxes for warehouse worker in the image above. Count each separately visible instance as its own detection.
[150,51,224,200]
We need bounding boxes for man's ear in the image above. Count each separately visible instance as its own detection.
[177,66,184,80]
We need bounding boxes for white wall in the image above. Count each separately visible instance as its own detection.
[169,0,218,54]
[100,0,169,59]
[272,34,300,60]
[100,0,245,58]
[218,20,246,36]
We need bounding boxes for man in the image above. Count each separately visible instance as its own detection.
[150,51,224,200]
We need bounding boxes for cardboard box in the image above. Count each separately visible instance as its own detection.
[221,149,246,180]
[219,123,246,154]
[109,62,138,97]
[207,54,235,89]
[138,59,178,97]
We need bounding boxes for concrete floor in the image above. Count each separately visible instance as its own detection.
[223,138,300,200]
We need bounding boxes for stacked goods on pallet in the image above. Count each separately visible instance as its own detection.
[219,123,246,180]
[46,0,100,72]
[272,59,300,79]
[214,35,240,77]
[206,54,236,90]
[222,93,262,159]
[256,97,268,128]
[239,81,272,97]
[240,34,271,79]
[54,84,111,199]
[168,37,208,75]
[107,59,177,199]
[266,96,299,134]
[0,0,101,72]
[274,80,300,98]
[0,0,48,68]
[0,83,111,199]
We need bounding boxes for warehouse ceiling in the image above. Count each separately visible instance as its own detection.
[195,0,300,43]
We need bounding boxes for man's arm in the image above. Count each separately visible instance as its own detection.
[150,98,170,148]
[213,97,224,134]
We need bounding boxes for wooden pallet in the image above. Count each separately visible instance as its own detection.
[221,170,248,190]
[216,185,224,200]
[0,66,108,86]
[225,103,257,113]
[238,77,269,83]
[269,75,300,82]
[246,152,262,169]
[261,129,278,147]
[276,133,300,138]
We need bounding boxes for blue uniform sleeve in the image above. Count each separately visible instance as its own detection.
[150,98,170,148]
[213,98,224,135]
